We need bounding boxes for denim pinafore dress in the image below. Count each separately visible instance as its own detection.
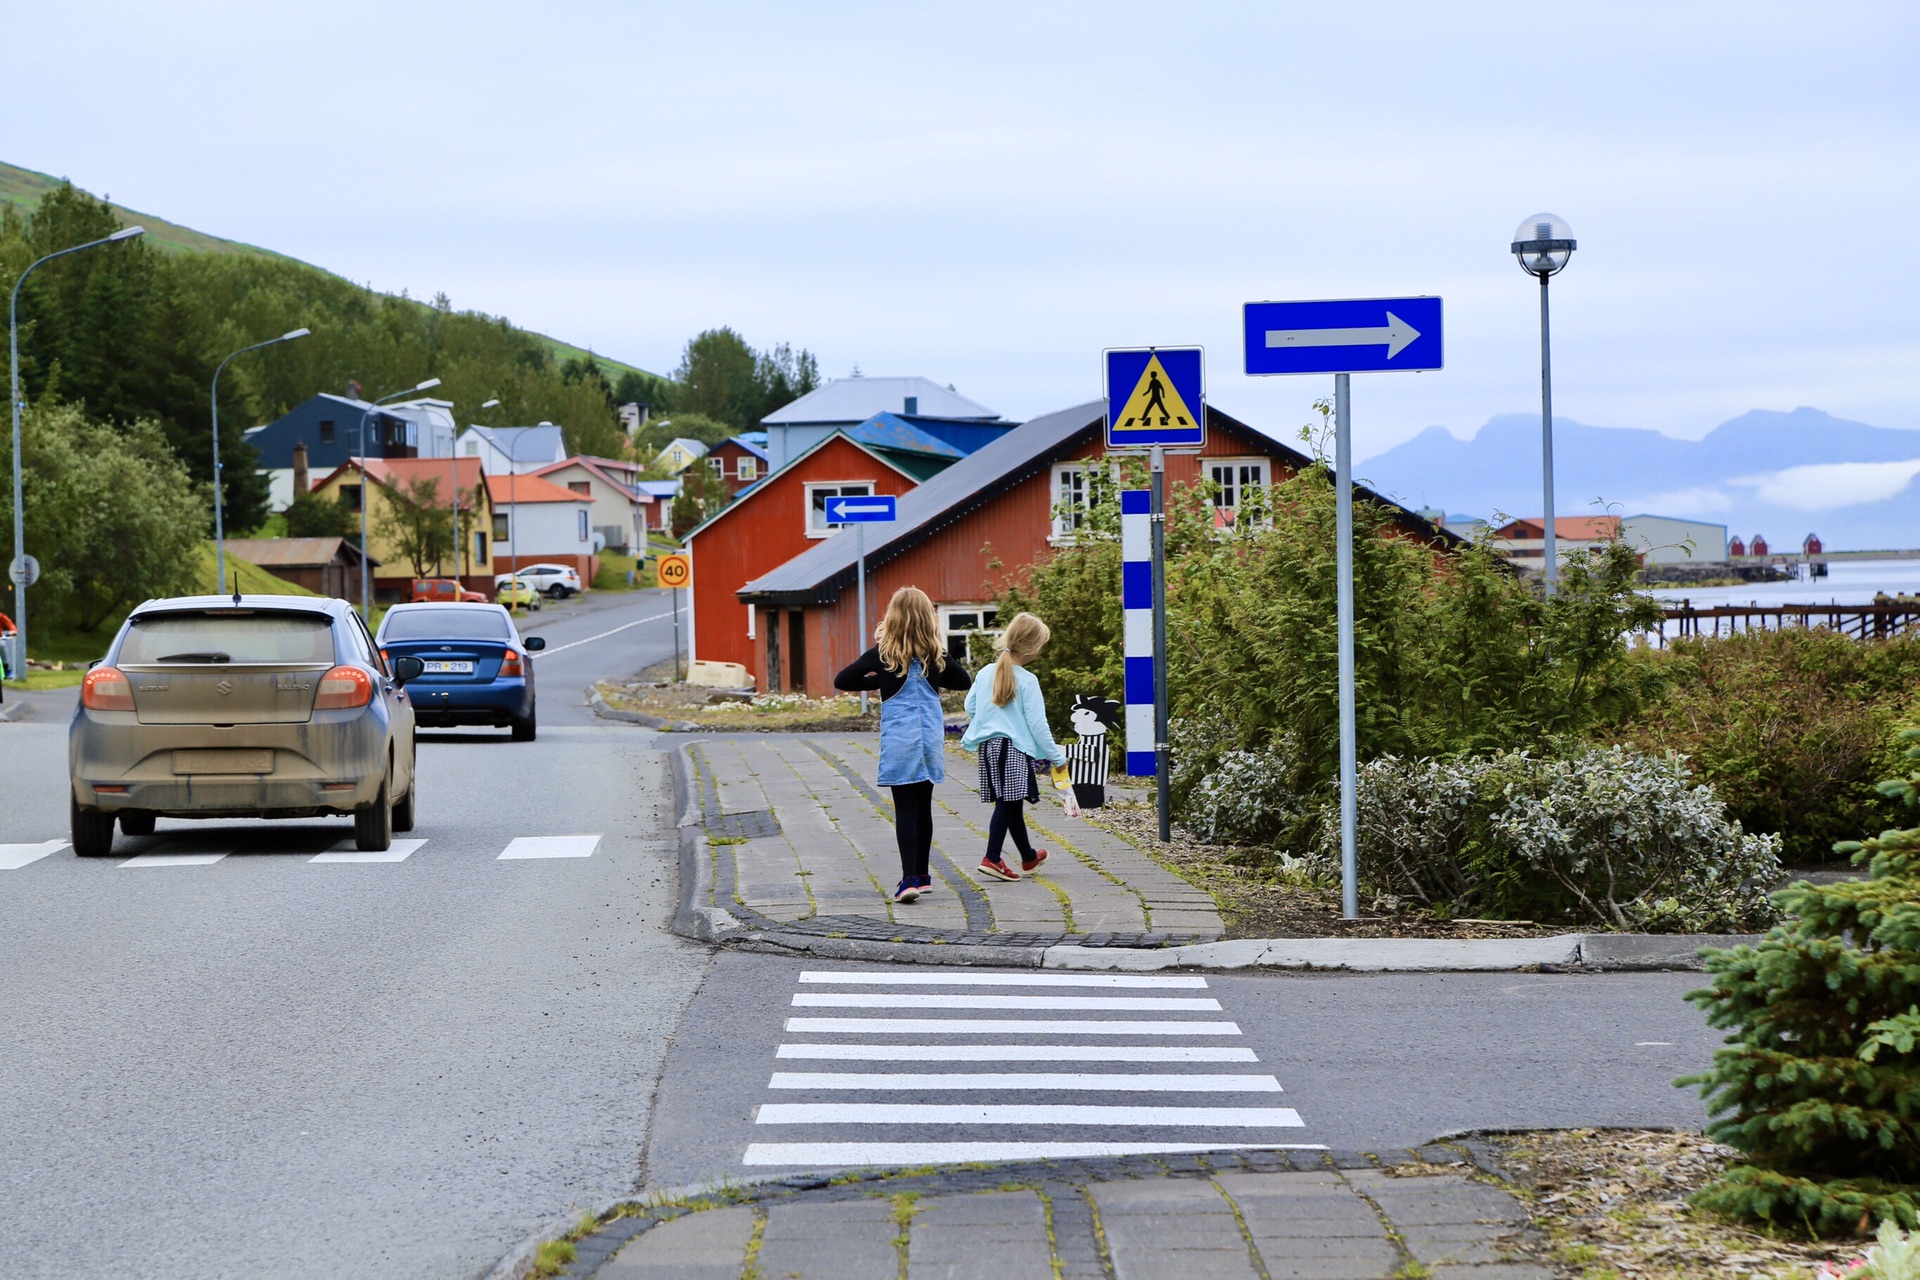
[875,659,945,787]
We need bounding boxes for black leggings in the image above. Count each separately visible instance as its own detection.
[986,800,1034,863]
[891,782,934,880]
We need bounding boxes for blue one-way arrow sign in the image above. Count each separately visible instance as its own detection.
[1243,296,1443,376]
[825,494,897,524]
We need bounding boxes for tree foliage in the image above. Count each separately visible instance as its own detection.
[372,475,455,578]
[663,327,819,431]
[0,401,207,631]
[1680,733,1920,1235]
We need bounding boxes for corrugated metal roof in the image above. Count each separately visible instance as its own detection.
[461,424,568,459]
[761,376,998,425]
[735,401,1460,604]
[721,435,771,463]
[843,413,964,459]
[221,537,373,568]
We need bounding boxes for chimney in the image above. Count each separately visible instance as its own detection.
[293,441,310,497]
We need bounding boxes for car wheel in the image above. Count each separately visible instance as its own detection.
[511,706,537,742]
[71,795,116,857]
[355,774,394,851]
[119,810,157,836]
[547,585,566,599]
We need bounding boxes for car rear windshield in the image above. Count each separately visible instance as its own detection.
[381,609,513,641]
[119,612,337,665]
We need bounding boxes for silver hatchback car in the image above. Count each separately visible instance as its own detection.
[69,595,422,857]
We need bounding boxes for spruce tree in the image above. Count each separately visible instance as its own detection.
[1682,732,1920,1234]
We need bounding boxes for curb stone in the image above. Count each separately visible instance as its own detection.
[667,741,1761,973]
[0,700,30,722]
[587,688,699,732]
[499,1141,1516,1280]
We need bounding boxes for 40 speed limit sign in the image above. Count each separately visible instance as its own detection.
[657,553,691,588]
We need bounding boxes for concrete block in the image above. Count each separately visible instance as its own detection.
[910,1190,1052,1279]
[758,1199,898,1280]
[1577,932,1762,970]
[601,1206,756,1279]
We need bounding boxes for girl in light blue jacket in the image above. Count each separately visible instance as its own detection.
[961,611,1074,881]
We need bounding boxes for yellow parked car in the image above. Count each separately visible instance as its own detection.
[495,580,542,611]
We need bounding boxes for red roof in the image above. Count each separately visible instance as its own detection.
[1493,516,1621,541]
[311,457,486,506]
[485,471,593,505]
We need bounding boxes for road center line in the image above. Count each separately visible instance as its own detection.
[755,1103,1304,1126]
[784,1018,1242,1036]
[768,1072,1283,1092]
[773,1044,1261,1062]
[791,993,1222,1011]
[529,611,673,658]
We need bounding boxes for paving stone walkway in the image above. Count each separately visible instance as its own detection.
[555,1147,1551,1279]
[686,736,1224,947]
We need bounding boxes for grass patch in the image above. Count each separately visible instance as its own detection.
[594,551,656,591]
[4,667,87,690]
[528,1238,575,1278]
[596,675,881,733]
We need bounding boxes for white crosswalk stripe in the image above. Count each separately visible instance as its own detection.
[745,968,1322,1169]
[310,839,427,864]
[3,832,601,868]
[0,840,68,871]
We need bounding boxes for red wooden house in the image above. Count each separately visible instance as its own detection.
[720,400,1453,694]
[702,436,772,498]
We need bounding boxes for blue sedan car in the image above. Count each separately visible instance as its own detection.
[375,603,545,741]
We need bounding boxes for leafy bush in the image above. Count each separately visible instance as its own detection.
[1334,746,1781,930]
[1616,629,1920,863]
[1680,734,1920,1235]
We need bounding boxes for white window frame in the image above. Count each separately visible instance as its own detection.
[707,455,724,476]
[803,481,876,539]
[1202,457,1271,525]
[1049,461,1117,543]
[737,456,757,481]
[940,605,1003,667]
[577,508,590,541]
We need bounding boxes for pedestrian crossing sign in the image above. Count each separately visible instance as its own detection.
[1105,346,1205,449]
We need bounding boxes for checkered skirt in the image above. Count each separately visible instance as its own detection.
[977,736,1041,805]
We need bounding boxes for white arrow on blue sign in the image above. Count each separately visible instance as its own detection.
[1243,297,1443,376]
[824,494,897,524]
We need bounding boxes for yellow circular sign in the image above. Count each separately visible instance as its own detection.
[657,553,692,588]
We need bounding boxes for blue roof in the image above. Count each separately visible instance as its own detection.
[724,435,771,463]
[843,413,964,459]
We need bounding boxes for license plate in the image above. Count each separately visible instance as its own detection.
[173,749,274,775]
[422,660,473,674]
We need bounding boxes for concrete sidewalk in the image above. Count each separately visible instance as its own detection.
[543,1146,1550,1280]
[680,735,1225,949]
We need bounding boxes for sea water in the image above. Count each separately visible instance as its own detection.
[1646,559,1920,610]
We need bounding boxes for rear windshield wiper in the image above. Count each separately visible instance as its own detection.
[154,652,232,663]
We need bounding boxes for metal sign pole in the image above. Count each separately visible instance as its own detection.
[857,523,868,716]
[1334,373,1359,919]
[1150,445,1171,843]
[672,585,682,682]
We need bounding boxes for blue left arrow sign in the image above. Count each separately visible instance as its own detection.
[1243,296,1443,376]
[825,494,897,524]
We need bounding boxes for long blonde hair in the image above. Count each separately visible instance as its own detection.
[991,612,1050,706]
[876,586,945,676]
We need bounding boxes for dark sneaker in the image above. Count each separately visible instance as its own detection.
[1021,848,1049,873]
[916,876,936,894]
[977,858,1019,882]
[893,879,921,903]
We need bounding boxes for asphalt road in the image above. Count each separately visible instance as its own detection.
[0,588,713,1280]
[645,952,1725,1191]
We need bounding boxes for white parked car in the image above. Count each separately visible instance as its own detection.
[491,563,583,598]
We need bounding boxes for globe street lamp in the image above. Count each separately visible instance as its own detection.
[8,224,144,676]
[357,377,442,620]
[453,398,500,583]
[1512,213,1576,593]
[212,327,310,591]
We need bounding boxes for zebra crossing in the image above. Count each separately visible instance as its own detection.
[742,969,1323,1168]
[0,833,601,870]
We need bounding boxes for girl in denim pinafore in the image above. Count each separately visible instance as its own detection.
[834,587,972,903]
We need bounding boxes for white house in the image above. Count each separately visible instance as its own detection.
[532,456,646,553]
[1620,514,1729,565]
[484,471,596,576]
[383,398,459,460]
[458,424,569,475]
[760,376,1000,469]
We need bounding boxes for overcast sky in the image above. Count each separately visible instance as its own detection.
[15,1,1918,458]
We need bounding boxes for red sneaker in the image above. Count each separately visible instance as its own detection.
[977,858,1019,881]
[1021,848,1049,873]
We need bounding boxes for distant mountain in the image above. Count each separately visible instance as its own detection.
[1357,408,1920,551]
[0,160,660,384]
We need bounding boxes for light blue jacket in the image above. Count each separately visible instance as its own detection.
[961,664,1066,766]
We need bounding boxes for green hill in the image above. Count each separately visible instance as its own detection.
[0,159,662,385]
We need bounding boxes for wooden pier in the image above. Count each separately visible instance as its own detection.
[1658,600,1920,643]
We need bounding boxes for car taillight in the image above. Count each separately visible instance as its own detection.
[313,665,373,709]
[499,650,524,678]
[81,666,135,711]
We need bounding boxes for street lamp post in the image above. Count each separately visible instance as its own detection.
[453,399,500,583]
[357,377,443,620]
[212,327,310,591]
[8,224,144,675]
[1512,213,1576,594]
